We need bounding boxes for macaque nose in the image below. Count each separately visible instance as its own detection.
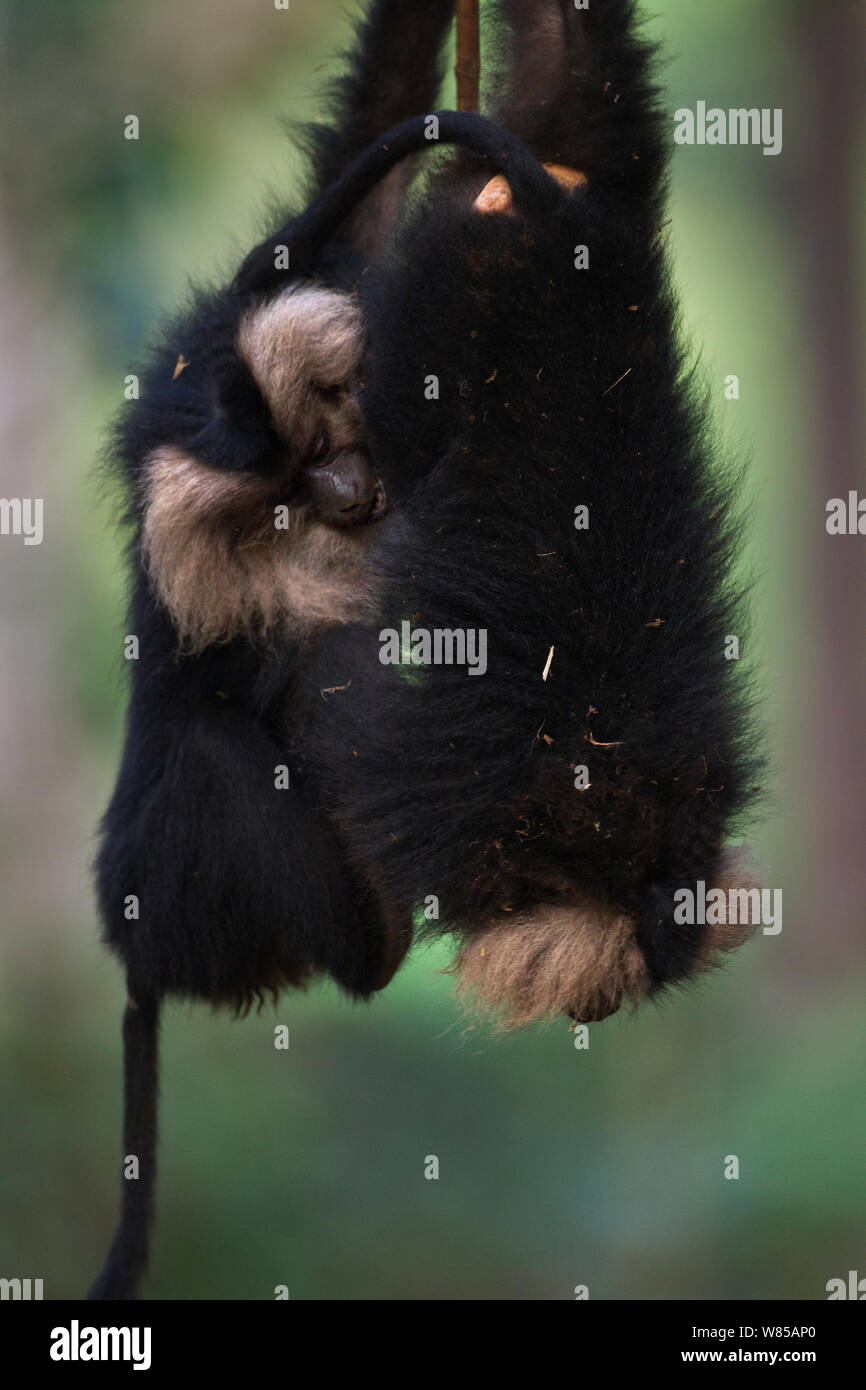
[305,450,388,527]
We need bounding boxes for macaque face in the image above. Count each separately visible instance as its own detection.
[140,284,390,649]
[237,283,388,528]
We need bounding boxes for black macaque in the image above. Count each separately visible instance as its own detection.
[89,0,760,1301]
[303,0,763,1030]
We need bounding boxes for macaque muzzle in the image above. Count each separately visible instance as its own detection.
[305,449,388,527]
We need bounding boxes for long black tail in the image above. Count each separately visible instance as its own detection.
[86,994,159,1300]
[233,110,563,297]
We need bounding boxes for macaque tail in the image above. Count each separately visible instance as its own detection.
[233,110,564,297]
[86,994,159,1301]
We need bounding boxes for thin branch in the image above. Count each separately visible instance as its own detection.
[455,0,480,112]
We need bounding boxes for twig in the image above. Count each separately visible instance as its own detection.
[320,680,352,698]
[601,367,632,397]
[456,0,480,112]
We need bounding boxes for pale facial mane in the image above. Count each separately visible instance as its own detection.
[140,285,382,650]
[454,846,761,1030]
[141,445,381,650]
[237,284,366,451]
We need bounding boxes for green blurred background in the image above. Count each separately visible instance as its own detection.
[1,0,864,1300]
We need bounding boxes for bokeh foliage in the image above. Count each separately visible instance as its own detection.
[0,0,863,1299]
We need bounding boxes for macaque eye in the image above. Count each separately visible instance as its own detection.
[307,430,330,465]
[314,382,343,400]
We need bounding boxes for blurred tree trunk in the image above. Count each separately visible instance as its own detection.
[792,0,866,960]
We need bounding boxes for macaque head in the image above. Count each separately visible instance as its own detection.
[235,283,388,527]
[140,284,390,650]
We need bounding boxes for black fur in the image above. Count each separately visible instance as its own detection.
[89,0,460,1300]
[89,0,759,1300]
[86,1000,158,1301]
[306,0,760,984]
